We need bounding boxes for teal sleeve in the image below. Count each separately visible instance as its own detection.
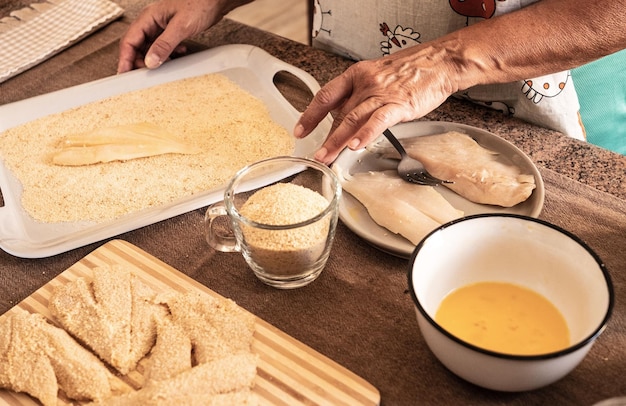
[571,49,626,155]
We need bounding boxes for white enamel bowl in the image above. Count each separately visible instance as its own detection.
[408,214,613,392]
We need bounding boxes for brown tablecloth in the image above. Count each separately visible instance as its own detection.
[1,2,626,405]
[1,167,625,405]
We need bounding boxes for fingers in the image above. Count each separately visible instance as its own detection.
[117,2,169,73]
[117,17,155,73]
[117,51,138,74]
[117,0,217,73]
[293,73,352,140]
[143,36,174,69]
[295,62,406,164]
[314,102,404,164]
[141,13,199,69]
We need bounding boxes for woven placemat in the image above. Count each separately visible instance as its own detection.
[0,0,123,83]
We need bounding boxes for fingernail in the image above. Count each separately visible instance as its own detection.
[293,123,304,139]
[314,147,328,162]
[145,53,162,69]
[348,138,361,149]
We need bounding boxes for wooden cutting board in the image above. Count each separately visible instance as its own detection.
[0,240,380,406]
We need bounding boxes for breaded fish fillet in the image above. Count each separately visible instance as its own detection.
[0,309,122,406]
[158,291,256,364]
[49,264,167,374]
[143,315,192,382]
[94,353,259,406]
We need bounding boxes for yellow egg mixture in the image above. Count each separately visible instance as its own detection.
[435,282,570,355]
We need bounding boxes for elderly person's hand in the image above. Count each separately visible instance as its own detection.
[117,0,253,73]
[293,44,460,164]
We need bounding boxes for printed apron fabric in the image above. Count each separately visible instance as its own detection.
[311,0,586,141]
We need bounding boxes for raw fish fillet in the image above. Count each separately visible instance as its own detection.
[366,131,536,207]
[51,122,201,166]
[333,165,463,245]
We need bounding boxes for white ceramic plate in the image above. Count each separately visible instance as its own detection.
[334,121,545,258]
[0,45,331,258]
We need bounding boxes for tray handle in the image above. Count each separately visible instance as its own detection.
[247,47,333,158]
[0,186,19,240]
[249,47,322,112]
[0,198,6,233]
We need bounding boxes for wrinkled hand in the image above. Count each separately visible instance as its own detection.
[117,0,239,73]
[294,44,460,164]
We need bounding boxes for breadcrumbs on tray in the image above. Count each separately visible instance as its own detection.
[239,183,330,275]
[0,73,294,223]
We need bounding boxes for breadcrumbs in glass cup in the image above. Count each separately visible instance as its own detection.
[205,156,341,289]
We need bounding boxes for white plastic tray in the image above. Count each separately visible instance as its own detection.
[0,44,331,258]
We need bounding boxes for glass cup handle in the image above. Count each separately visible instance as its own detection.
[204,203,240,252]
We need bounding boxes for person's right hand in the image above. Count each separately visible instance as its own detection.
[293,41,463,165]
[117,0,250,73]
